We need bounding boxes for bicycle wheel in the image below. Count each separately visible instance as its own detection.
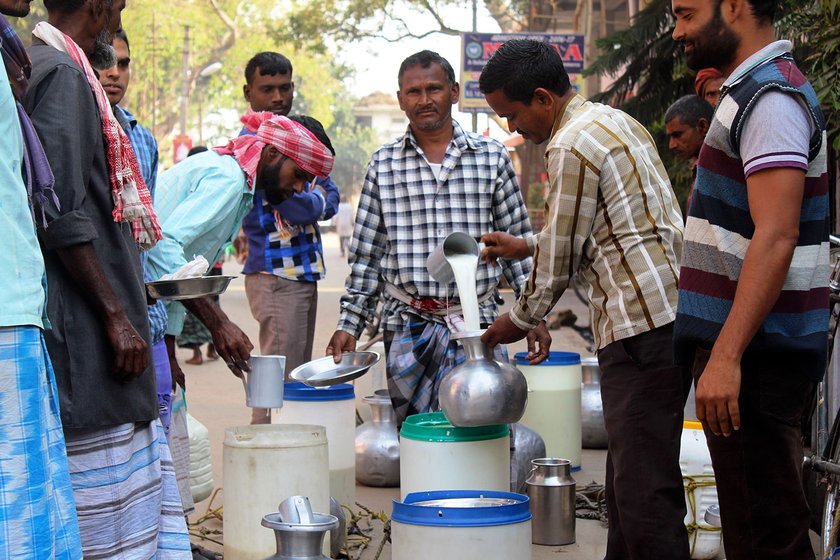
[821,418,840,556]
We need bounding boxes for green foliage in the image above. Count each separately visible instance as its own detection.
[326,98,381,196]
[586,0,840,150]
[584,0,693,125]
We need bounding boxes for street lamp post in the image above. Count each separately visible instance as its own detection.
[196,61,223,145]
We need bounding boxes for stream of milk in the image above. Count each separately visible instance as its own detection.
[446,253,481,331]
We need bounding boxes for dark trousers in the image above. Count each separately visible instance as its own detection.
[598,323,692,560]
[691,347,814,560]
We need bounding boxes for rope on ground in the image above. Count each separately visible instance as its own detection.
[341,502,391,560]
[187,487,224,546]
[575,481,608,526]
[683,474,721,557]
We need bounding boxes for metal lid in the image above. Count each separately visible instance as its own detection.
[412,497,521,507]
[283,382,355,402]
[514,351,581,366]
[288,352,379,387]
[392,491,531,527]
[399,412,509,442]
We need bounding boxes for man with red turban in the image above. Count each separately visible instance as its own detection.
[694,67,725,106]
[146,111,335,382]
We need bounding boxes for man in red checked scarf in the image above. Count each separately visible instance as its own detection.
[146,112,335,386]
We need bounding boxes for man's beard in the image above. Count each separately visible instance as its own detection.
[88,29,116,70]
[684,7,740,71]
[260,159,293,205]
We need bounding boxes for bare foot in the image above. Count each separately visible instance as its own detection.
[186,348,203,365]
[206,344,219,361]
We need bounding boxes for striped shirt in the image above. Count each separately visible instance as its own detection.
[117,105,167,344]
[510,94,684,349]
[674,41,830,378]
[337,120,533,338]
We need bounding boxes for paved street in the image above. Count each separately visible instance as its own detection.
[183,231,609,559]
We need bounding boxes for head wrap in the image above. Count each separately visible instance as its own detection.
[214,111,334,188]
[31,22,161,250]
[694,68,724,97]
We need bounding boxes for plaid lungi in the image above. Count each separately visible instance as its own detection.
[0,326,82,558]
[384,314,507,424]
[65,420,191,559]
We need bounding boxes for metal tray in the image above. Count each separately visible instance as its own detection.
[288,351,380,387]
[145,275,236,301]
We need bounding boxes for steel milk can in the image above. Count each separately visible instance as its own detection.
[355,389,401,487]
[525,458,576,545]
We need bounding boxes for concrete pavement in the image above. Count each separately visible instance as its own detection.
[182,231,609,559]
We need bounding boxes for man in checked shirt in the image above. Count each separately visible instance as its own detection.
[326,50,550,424]
[479,40,690,559]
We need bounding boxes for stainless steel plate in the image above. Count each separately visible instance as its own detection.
[412,497,521,508]
[146,275,236,301]
[289,352,380,387]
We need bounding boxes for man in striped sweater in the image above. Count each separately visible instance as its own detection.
[479,39,690,560]
[672,1,829,558]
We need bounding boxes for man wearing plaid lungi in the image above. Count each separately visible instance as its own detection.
[327,50,550,424]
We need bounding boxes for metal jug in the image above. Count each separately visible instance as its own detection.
[262,496,338,560]
[581,357,608,449]
[439,330,528,427]
[426,232,480,284]
[244,355,286,409]
[525,458,576,545]
[355,389,400,487]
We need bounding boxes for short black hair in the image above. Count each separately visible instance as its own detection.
[43,0,87,12]
[288,115,335,156]
[479,39,570,104]
[664,95,714,127]
[113,29,129,53]
[187,146,208,157]
[245,52,293,85]
[746,0,777,23]
[398,50,456,88]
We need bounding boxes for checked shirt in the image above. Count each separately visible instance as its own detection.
[337,120,533,339]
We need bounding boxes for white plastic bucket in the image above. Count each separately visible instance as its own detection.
[223,424,330,560]
[680,420,722,559]
[392,490,532,560]
[274,383,356,509]
[516,351,582,469]
[399,412,510,499]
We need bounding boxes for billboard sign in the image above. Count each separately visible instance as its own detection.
[460,32,585,113]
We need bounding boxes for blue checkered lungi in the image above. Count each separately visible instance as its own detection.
[0,326,82,558]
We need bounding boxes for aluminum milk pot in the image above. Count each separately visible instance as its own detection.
[580,357,608,449]
[525,458,576,545]
[355,390,400,487]
[439,330,528,427]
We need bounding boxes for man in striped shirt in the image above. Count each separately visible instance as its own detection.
[479,39,690,559]
[672,1,829,557]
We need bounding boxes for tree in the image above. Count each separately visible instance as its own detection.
[326,98,381,197]
[585,0,840,210]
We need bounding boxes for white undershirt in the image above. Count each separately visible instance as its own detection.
[429,163,443,181]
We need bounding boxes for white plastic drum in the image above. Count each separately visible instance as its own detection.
[680,420,722,559]
[223,424,330,560]
[186,413,213,504]
[516,351,582,469]
[392,490,532,560]
[274,382,356,509]
[399,412,510,499]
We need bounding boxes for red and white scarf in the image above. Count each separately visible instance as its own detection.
[213,111,334,189]
[32,22,161,250]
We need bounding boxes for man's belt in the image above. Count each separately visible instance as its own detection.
[384,283,495,316]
